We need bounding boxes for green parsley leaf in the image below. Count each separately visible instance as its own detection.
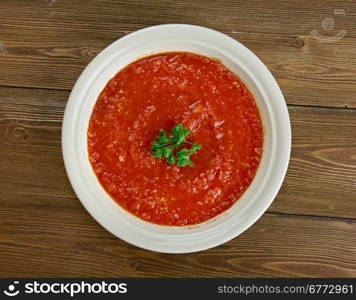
[158,130,169,145]
[176,148,193,167]
[170,123,190,148]
[151,123,202,167]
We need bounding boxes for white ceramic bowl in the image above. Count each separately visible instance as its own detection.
[62,24,291,253]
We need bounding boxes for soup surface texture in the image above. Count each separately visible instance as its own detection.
[88,52,263,226]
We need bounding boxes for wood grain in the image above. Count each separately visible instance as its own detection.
[0,0,356,278]
[1,87,355,219]
[271,106,356,218]
[0,0,355,107]
[0,192,355,277]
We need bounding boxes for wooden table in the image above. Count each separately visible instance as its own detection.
[0,0,355,277]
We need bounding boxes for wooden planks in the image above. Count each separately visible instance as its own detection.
[0,193,355,277]
[0,86,354,277]
[271,106,356,219]
[0,0,355,278]
[1,87,355,220]
[0,0,355,107]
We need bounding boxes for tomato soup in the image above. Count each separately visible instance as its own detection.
[88,52,263,226]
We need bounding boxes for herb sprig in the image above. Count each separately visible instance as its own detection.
[151,124,202,167]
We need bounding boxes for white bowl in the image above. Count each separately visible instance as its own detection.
[62,24,291,253]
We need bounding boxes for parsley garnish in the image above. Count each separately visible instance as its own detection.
[151,123,202,167]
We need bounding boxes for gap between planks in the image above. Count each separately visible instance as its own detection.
[266,211,356,223]
[0,84,355,112]
[1,191,355,223]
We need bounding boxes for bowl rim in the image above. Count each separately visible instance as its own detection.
[62,24,291,253]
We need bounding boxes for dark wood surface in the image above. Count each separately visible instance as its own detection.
[0,0,355,277]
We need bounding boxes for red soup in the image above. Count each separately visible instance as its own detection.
[88,52,263,226]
